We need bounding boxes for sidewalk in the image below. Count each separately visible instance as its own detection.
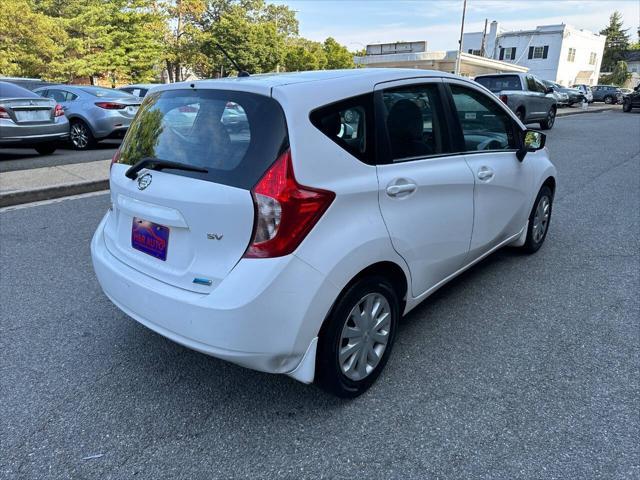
[0,160,110,207]
[556,104,620,117]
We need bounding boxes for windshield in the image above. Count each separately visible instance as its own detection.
[117,89,288,190]
[475,75,522,93]
[0,81,40,99]
[81,87,133,98]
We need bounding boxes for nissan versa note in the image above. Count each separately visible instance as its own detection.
[92,69,557,397]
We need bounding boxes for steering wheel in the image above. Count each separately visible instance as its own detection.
[477,138,504,151]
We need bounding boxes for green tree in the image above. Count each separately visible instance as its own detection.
[0,0,68,79]
[601,60,631,86]
[600,11,630,71]
[323,37,354,69]
[283,38,327,71]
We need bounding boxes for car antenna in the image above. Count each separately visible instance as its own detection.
[213,42,250,78]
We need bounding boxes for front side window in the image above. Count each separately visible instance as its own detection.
[381,84,446,161]
[310,94,373,163]
[504,47,516,60]
[117,89,288,190]
[449,84,517,152]
[530,46,548,59]
[45,89,69,103]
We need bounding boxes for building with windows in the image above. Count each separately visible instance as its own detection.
[354,41,528,77]
[462,22,606,86]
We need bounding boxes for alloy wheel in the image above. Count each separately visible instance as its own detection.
[338,293,391,381]
[532,195,550,243]
[71,123,89,149]
[547,109,556,128]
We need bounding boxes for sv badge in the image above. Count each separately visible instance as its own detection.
[207,233,223,240]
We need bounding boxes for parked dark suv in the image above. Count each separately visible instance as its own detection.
[622,85,640,112]
[591,85,623,104]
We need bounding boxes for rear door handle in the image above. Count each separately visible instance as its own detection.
[386,182,417,197]
[477,167,494,181]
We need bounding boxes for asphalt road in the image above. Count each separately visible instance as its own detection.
[0,140,120,173]
[1,110,639,479]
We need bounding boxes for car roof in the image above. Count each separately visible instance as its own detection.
[155,68,456,96]
[120,83,158,89]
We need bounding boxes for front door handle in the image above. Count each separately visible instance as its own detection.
[477,167,494,181]
[386,182,417,197]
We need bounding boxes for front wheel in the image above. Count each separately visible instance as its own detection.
[522,185,553,254]
[623,101,632,112]
[35,143,56,155]
[539,107,556,130]
[315,276,399,398]
[604,96,613,104]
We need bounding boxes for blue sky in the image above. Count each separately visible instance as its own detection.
[273,0,640,51]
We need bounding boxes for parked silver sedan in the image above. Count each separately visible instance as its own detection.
[0,81,69,155]
[34,85,141,150]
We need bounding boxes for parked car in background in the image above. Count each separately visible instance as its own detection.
[542,80,584,106]
[572,84,593,103]
[92,69,557,397]
[118,83,159,98]
[620,88,633,95]
[541,80,570,107]
[0,81,69,155]
[591,85,623,104]
[622,85,640,112]
[34,85,141,150]
[474,72,557,129]
[0,76,55,91]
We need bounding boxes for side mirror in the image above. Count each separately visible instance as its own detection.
[517,129,546,161]
[545,87,554,94]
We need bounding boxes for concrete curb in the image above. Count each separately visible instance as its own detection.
[557,106,618,117]
[0,179,109,208]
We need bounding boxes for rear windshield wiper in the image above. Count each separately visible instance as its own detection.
[125,157,208,180]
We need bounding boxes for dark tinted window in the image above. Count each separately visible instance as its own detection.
[450,85,517,152]
[0,81,39,99]
[117,89,288,190]
[310,93,374,164]
[475,75,522,92]
[381,84,447,161]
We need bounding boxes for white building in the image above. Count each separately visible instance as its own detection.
[354,41,527,77]
[463,22,606,86]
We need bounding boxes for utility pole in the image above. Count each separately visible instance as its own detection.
[480,18,488,57]
[454,0,467,75]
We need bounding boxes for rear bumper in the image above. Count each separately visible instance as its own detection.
[91,114,133,139]
[0,119,69,144]
[91,213,338,379]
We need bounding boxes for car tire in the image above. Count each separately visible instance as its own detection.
[35,143,56,155]
[604,95,613,104]
[539,107,556,130]
[623,102,632,112]
[315,275,400,398]
[521,185,553,254]
[70,120,95,150]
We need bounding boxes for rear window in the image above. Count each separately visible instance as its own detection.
[475,75,522,92]
[81,87,133,98]
[117,89,288,190]
[0,81,40,98]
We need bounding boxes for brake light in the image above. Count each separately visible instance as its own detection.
[499,94,508,104]
[243,149,335,258]
[110,149,121,170]
[54,104,64,117]
[0,106,9,119]
[95,102,126,110]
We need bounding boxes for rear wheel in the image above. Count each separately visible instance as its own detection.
[70,120,95,150]
[35,143,56,155]
[604,95,613,105]
[522,185,553,254]
[539,107,556,130]
[316,276,399,398]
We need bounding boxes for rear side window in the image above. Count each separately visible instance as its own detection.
[117,89,288,190]
[475,75,522,92]
[310,94,374,164]
[380,84,447,161]
[449,84,517,152]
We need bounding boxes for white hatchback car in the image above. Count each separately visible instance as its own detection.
[92,69,557,397]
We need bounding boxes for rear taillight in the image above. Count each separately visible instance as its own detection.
[499,94,508,104]
[95,102,126,110]
[110,149,121,171]
[243,149,335,259]
[0,106,9,119]
[54,104,64,117]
